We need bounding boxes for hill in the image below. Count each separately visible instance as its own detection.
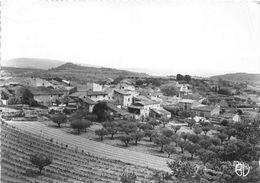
[1,59,149,84]
[210,73,260,84]
[2,58,66,70]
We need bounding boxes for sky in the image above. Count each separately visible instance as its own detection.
[1,0,260,77]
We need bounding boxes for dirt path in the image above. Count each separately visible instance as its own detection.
[7,121,171,172]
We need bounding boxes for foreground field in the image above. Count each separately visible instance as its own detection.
[1,122,157,183]
[4,121,171,172]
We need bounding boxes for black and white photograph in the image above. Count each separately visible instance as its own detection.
[1,0,260,182]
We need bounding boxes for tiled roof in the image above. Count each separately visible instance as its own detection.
[27,86,65,96]
[107,102,131,116]
[84,97,97,105]
[114,89,131,96]
[87,91,108,96]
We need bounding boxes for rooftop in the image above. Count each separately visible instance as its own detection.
[87,91,108,96]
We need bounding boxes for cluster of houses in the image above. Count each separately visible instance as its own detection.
[1,75,260,123]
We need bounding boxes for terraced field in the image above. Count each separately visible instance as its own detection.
[6,121,171,172]
[1,122,157,183]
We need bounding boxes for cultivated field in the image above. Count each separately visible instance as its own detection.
[1,122,157,183]
[4,121,171,172]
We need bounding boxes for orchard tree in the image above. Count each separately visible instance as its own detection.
[186,119,196,129]
[187,134,200,144]
[180,132,189,142]
[120,135,132,147]
[144,130,157,142]
[161,129,173,138]
[130,131,145,145]
[30,153,52,174]
[164,144,176,158]
[196,149,217,165]
[201,126,211,135]
[103,121,120,139]
[95,128,108,141]
[71,119,92,134]
[177,140,187,153]
[160,117,170,128]
[51,113,67,128]
[148,118,160,129]
[184,142,200,159]
[121,122,138,135]
[198,139,212,149]
[154,135,171,152]
[171,125,181,133]
[193,127,202,135]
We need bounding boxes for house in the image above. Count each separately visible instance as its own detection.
[87,83,103,92]
[117,83,135,91]
[69,91,97,113]
[217,113,242,123]
[178,99,200,111]
[86,91,108,102]
[191,105,220,118]
[150,108,171,119]
[128,95,161,119]
[106,102,132,119]
[113,89,133,106]
[28,86,65,106]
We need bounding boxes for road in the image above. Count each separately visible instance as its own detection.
[7,121,171,172]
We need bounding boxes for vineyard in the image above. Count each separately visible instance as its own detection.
[1,122,156,183]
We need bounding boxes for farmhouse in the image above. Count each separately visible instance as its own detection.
[28,86,65,106]
[191,105,220,118]
[113,89,133,106]
[86,91,108,102]
[128,95,160,119]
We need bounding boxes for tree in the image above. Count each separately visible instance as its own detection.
[51,113,67,128]
[148,118,160,129]
[183,75,191,83]
[193,127,202,135]
[198,139,212,149]
[164,144,176,158]
[161,84,178,96]
[103,121,120,139]
[92,102,108,122]
[184,142,200,158]
[121,122,138,135]
[176,74,184,81]
[160,117,170,128]
[161,129,174,138]
[144,130,157,142]
[30,153,52,174]
[130,131,145,145]
[214,133,228,144]
[187,134,200,144]
[120,135,132,147]
[180,132,189,142]
[139,123,153,131]
[177,140,187,153]
[135,80,143,86]
[154,135,171,152]
[201,126,211,135]
[196,149,216,165]
[70,119,92,134]
[95,128,108,141]
[186,119,196,129]
[171,125,181,133]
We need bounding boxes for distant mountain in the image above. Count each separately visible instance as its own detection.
[210,73,260,84]
[45,62,149,83]
[1,59,149,84]
[2,58,66,70]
